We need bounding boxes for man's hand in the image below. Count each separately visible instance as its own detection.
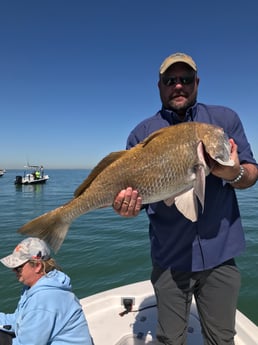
[113,187,142,217]
[211,139,258,188]
[211,139,241,181]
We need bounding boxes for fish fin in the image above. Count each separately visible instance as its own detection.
[174,150,207,221]
[18,208,71,253]
[139,127,169,148]
[193,165,206,212]
[194,142,207,211]
[174,189,198,222]
[74,150,127,197]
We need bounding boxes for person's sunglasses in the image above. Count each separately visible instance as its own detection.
[162,75,195,86]
[13,261,28,274]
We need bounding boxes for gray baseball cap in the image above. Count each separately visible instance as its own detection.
[0,237,51,268]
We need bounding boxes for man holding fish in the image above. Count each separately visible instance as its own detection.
[113,53,258,344]
[17,53,258,344]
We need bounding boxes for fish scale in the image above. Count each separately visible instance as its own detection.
[18,122,234,252]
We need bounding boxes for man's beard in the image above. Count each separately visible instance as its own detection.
[167,96,196,113]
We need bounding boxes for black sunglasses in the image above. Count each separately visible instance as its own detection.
[162,75,195,86]
[13,261,28,274]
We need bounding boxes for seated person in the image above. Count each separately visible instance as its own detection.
[0,237,93,345]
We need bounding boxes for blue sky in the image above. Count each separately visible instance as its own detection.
[1,0,257,169]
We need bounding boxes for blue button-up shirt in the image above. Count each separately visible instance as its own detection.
[126,103,257,271]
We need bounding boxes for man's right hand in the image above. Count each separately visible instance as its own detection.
[113,187,142,217]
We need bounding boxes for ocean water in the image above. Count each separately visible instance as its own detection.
[0,169,257,325]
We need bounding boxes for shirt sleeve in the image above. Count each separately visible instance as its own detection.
[228,114,257,166]
[0,312,16,332]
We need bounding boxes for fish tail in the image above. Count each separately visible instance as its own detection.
[18,209,70,253]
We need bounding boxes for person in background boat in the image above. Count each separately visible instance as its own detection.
[35,170,41,179]
[113,52,258,344]
[0,237,93,345]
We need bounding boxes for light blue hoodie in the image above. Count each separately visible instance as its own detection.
[0,269,92,344]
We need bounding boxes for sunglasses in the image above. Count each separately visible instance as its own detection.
[13,261,28,274]
[162,75,195,86]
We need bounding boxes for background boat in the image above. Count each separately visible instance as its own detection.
[14,165,49,185]
[0,169,6,177]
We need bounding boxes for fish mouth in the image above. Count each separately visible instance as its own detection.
[204,152,234,170]
[203,152,217,170]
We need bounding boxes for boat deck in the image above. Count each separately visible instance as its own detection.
[81,280,258,345]
[81,281,203,345]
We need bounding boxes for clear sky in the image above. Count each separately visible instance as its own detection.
[1,0,257,169]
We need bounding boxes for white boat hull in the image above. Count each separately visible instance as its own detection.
[15,174,49,185]
[80,280,258,345]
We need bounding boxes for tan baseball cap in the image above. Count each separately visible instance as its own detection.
[0,237,51,268]
[159,52,197,74]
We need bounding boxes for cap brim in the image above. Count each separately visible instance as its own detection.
[0,255,28,268]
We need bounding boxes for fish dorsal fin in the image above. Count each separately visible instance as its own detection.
[140,127,168,148]
[74,151,127,197]
[174,189,198,222]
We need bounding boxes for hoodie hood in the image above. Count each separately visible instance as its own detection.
[22,269,72,299]
[36,269,71,290]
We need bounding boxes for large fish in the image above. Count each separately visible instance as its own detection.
[18,122,234,252]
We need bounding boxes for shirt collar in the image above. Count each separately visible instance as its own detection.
[160,102,198,125]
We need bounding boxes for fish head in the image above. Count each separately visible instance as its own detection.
[198,124,234,168]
